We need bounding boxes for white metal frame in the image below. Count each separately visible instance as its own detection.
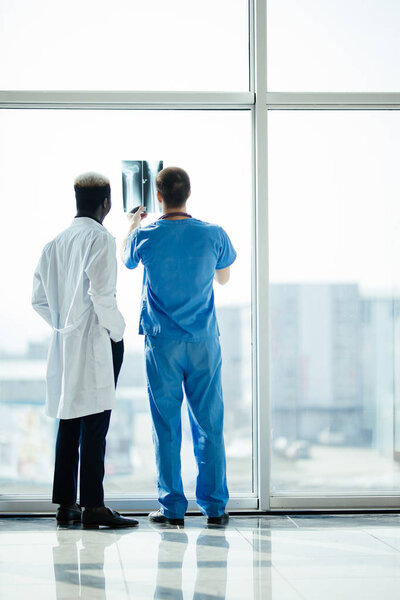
[266,92,400,109]
[0,496,257,515]
[0,91,254,109]
[263,3,400,512]
[0,2,262,515]
[2,0,400,514]
[253,0,270,512]
[270,495,400,511]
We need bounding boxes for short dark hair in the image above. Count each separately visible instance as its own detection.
[74,172,111,213]
[156,167,191,209]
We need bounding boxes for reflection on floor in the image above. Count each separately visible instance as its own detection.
[1,513,400,599]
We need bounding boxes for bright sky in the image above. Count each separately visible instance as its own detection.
[0,110,252,353]
[267,0,400,91]
[0,0,248,91]
[268,110,400,294]
[1,0,400,354]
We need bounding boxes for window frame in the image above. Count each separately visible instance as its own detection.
[2,0,400,513]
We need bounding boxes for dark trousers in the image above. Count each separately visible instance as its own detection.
[52,339,124,508]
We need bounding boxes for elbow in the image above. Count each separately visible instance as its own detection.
[215,274,230,285]
[214,267,231,285]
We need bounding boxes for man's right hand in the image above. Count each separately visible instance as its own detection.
[121,207,148,263]
[126,206,147,230]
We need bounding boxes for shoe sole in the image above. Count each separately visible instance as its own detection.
[82,522,139,529]
[148,518,184,526]
[57,520,81,526]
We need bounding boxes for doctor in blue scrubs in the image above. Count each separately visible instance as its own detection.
[122,167,236,526]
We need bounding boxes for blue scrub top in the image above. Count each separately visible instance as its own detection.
[124,218,237,341]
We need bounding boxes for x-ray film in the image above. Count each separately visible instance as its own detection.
[122,160,163,213]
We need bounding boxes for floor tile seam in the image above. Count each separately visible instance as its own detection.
[286,525,372,531]
[283,575,400,582]
[267,573,400,582]
[269,564,308,600]
[257,527,400,546]
[287,516,300,528]
[270,555,400,566]
[233,526,254,549]
[115,542,131,600]
[362,529,400,554]
[261,548,400,561]
[267,545,400,556]
[271,525,400,541]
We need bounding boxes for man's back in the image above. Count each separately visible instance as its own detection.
[124,218,236,340]
[32,216,125,418]
[122,166,234,525]
[36,217,114,333]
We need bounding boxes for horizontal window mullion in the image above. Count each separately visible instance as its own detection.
[0,91,255,110]
[270,495,400,511]
[0,496,258,514]
[266,92,400,109]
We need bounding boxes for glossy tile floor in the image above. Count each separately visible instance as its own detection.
[1,513,400,599]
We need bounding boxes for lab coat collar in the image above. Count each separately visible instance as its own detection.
[71,216,106,232]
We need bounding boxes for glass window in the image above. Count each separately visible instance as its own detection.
[0,109,253,496]
[268,110,400,492]
[267,0,400,92]
[0,0,249,91]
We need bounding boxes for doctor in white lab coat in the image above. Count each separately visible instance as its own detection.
[32,172,138,529]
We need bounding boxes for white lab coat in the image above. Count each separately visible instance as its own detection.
[32,217,126,419]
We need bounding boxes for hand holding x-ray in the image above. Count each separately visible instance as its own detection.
[121,205,148,262]
[122,160,163,213]
[126,206,148,228]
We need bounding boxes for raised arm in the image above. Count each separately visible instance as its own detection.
[120,206,147,263]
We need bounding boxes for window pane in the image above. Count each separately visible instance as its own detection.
[0,109,252,496]
[0,0,248,91]
[268,111,400,493]
[267,0,400,92]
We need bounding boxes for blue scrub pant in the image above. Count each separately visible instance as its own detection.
[145,335,229,519]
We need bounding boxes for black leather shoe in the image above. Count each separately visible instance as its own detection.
[207,512,229,526]
[56,503,82,525]
[148,510,184,526]
[82,506,139,529]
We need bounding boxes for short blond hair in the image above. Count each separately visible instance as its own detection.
[74,172,111,212]
[74,172,110,188]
